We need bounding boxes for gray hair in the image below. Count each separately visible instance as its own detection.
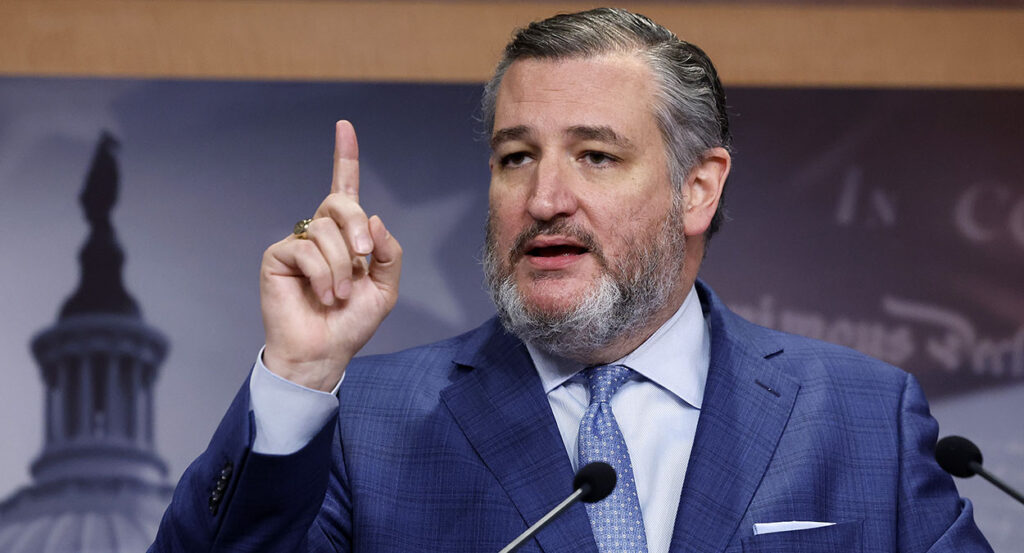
[481,7,732,241]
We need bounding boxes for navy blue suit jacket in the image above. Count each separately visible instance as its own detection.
[150,282,991,552]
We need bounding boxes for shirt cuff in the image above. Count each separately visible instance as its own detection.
[249,346,343,455]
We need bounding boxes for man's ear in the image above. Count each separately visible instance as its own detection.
[681,147,731,237]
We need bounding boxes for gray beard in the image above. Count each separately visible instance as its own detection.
[483,205,687,362]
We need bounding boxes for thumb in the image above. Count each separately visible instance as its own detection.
[367,215,402,295]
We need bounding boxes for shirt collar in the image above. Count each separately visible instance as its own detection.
[527,285,710,409]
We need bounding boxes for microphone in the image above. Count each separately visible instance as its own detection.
[498,462,616,553]
[935,435,1024,506]
[574,461,617,502]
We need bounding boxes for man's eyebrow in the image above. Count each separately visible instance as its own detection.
[490,125,531,151]
[489,124,635,151]
[567,125,635,149]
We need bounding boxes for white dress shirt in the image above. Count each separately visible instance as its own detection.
[249,285,710,553]
[526,285,710,553]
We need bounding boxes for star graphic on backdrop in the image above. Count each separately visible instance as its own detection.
[360,164,480,329]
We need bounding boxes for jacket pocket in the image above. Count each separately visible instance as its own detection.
[741,520,862,553]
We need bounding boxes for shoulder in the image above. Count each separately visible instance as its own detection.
[348,330,469,374]
[754,316,905,383]
[345,328,470,383]
[338,318,503,409]
[699,281,911,395]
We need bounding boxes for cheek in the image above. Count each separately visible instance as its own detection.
[488,187,526,238]
[586,191,652,232]
[592,199,671,255]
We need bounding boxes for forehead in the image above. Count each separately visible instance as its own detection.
[492,53,660,141]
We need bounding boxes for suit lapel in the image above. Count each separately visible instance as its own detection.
[440,319,596,553]
[668,284,800,552]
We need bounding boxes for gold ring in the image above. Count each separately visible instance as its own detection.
[293,218,313,239]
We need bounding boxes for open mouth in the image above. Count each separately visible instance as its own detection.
[526,245,589,257]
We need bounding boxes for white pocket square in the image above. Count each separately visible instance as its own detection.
[753,521,836,535]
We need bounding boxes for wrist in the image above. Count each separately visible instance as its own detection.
[261,349,347,392]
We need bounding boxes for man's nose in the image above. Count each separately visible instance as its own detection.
[526,157,578,221]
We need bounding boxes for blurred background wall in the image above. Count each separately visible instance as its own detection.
[1,1,1022,551]
[2,0,1023,87]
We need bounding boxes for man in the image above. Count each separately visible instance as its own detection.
[151,8,991,553]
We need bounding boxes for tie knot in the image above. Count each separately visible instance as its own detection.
[584,364,634,404]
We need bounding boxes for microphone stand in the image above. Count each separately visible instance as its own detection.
[498,487,586,553]
[968,460,1024,506]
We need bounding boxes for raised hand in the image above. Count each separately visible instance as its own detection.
[259,121,402,391]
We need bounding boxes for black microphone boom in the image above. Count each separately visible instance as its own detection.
[935,435,1024,506]
[498,462,616,553]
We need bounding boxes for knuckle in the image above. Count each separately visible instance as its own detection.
[326,191,353,208]
[311,266,331,283]
[329,194,364,219]
[262,245,276,261]
[307,217,336,237]
[332,254,352,275]
[296,238,316,254]
[262,239,288,261]
[294,239,323,263]
[315,193,343,216]
[268,235,289,250]
[307,260,330,281]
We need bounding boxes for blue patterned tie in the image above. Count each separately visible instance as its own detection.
[577,364,648,553]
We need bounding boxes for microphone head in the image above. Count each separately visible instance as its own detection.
[935,435,983,478]
[574,462,616,503]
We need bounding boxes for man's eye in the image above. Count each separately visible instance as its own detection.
[500,152,532,168]
[582,151,616,166]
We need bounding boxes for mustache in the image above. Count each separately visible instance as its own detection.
[507,219,605,266]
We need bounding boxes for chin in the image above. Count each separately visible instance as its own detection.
[517,281,592,317]
[521,298,577,321]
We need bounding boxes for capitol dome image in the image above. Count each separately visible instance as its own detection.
[0,134,173,552]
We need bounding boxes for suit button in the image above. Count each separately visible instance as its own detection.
[209,461,233,515]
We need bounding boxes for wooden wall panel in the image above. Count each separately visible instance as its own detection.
[1,1,1022,87]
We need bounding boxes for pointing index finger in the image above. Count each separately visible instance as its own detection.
[332,120,360,202]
